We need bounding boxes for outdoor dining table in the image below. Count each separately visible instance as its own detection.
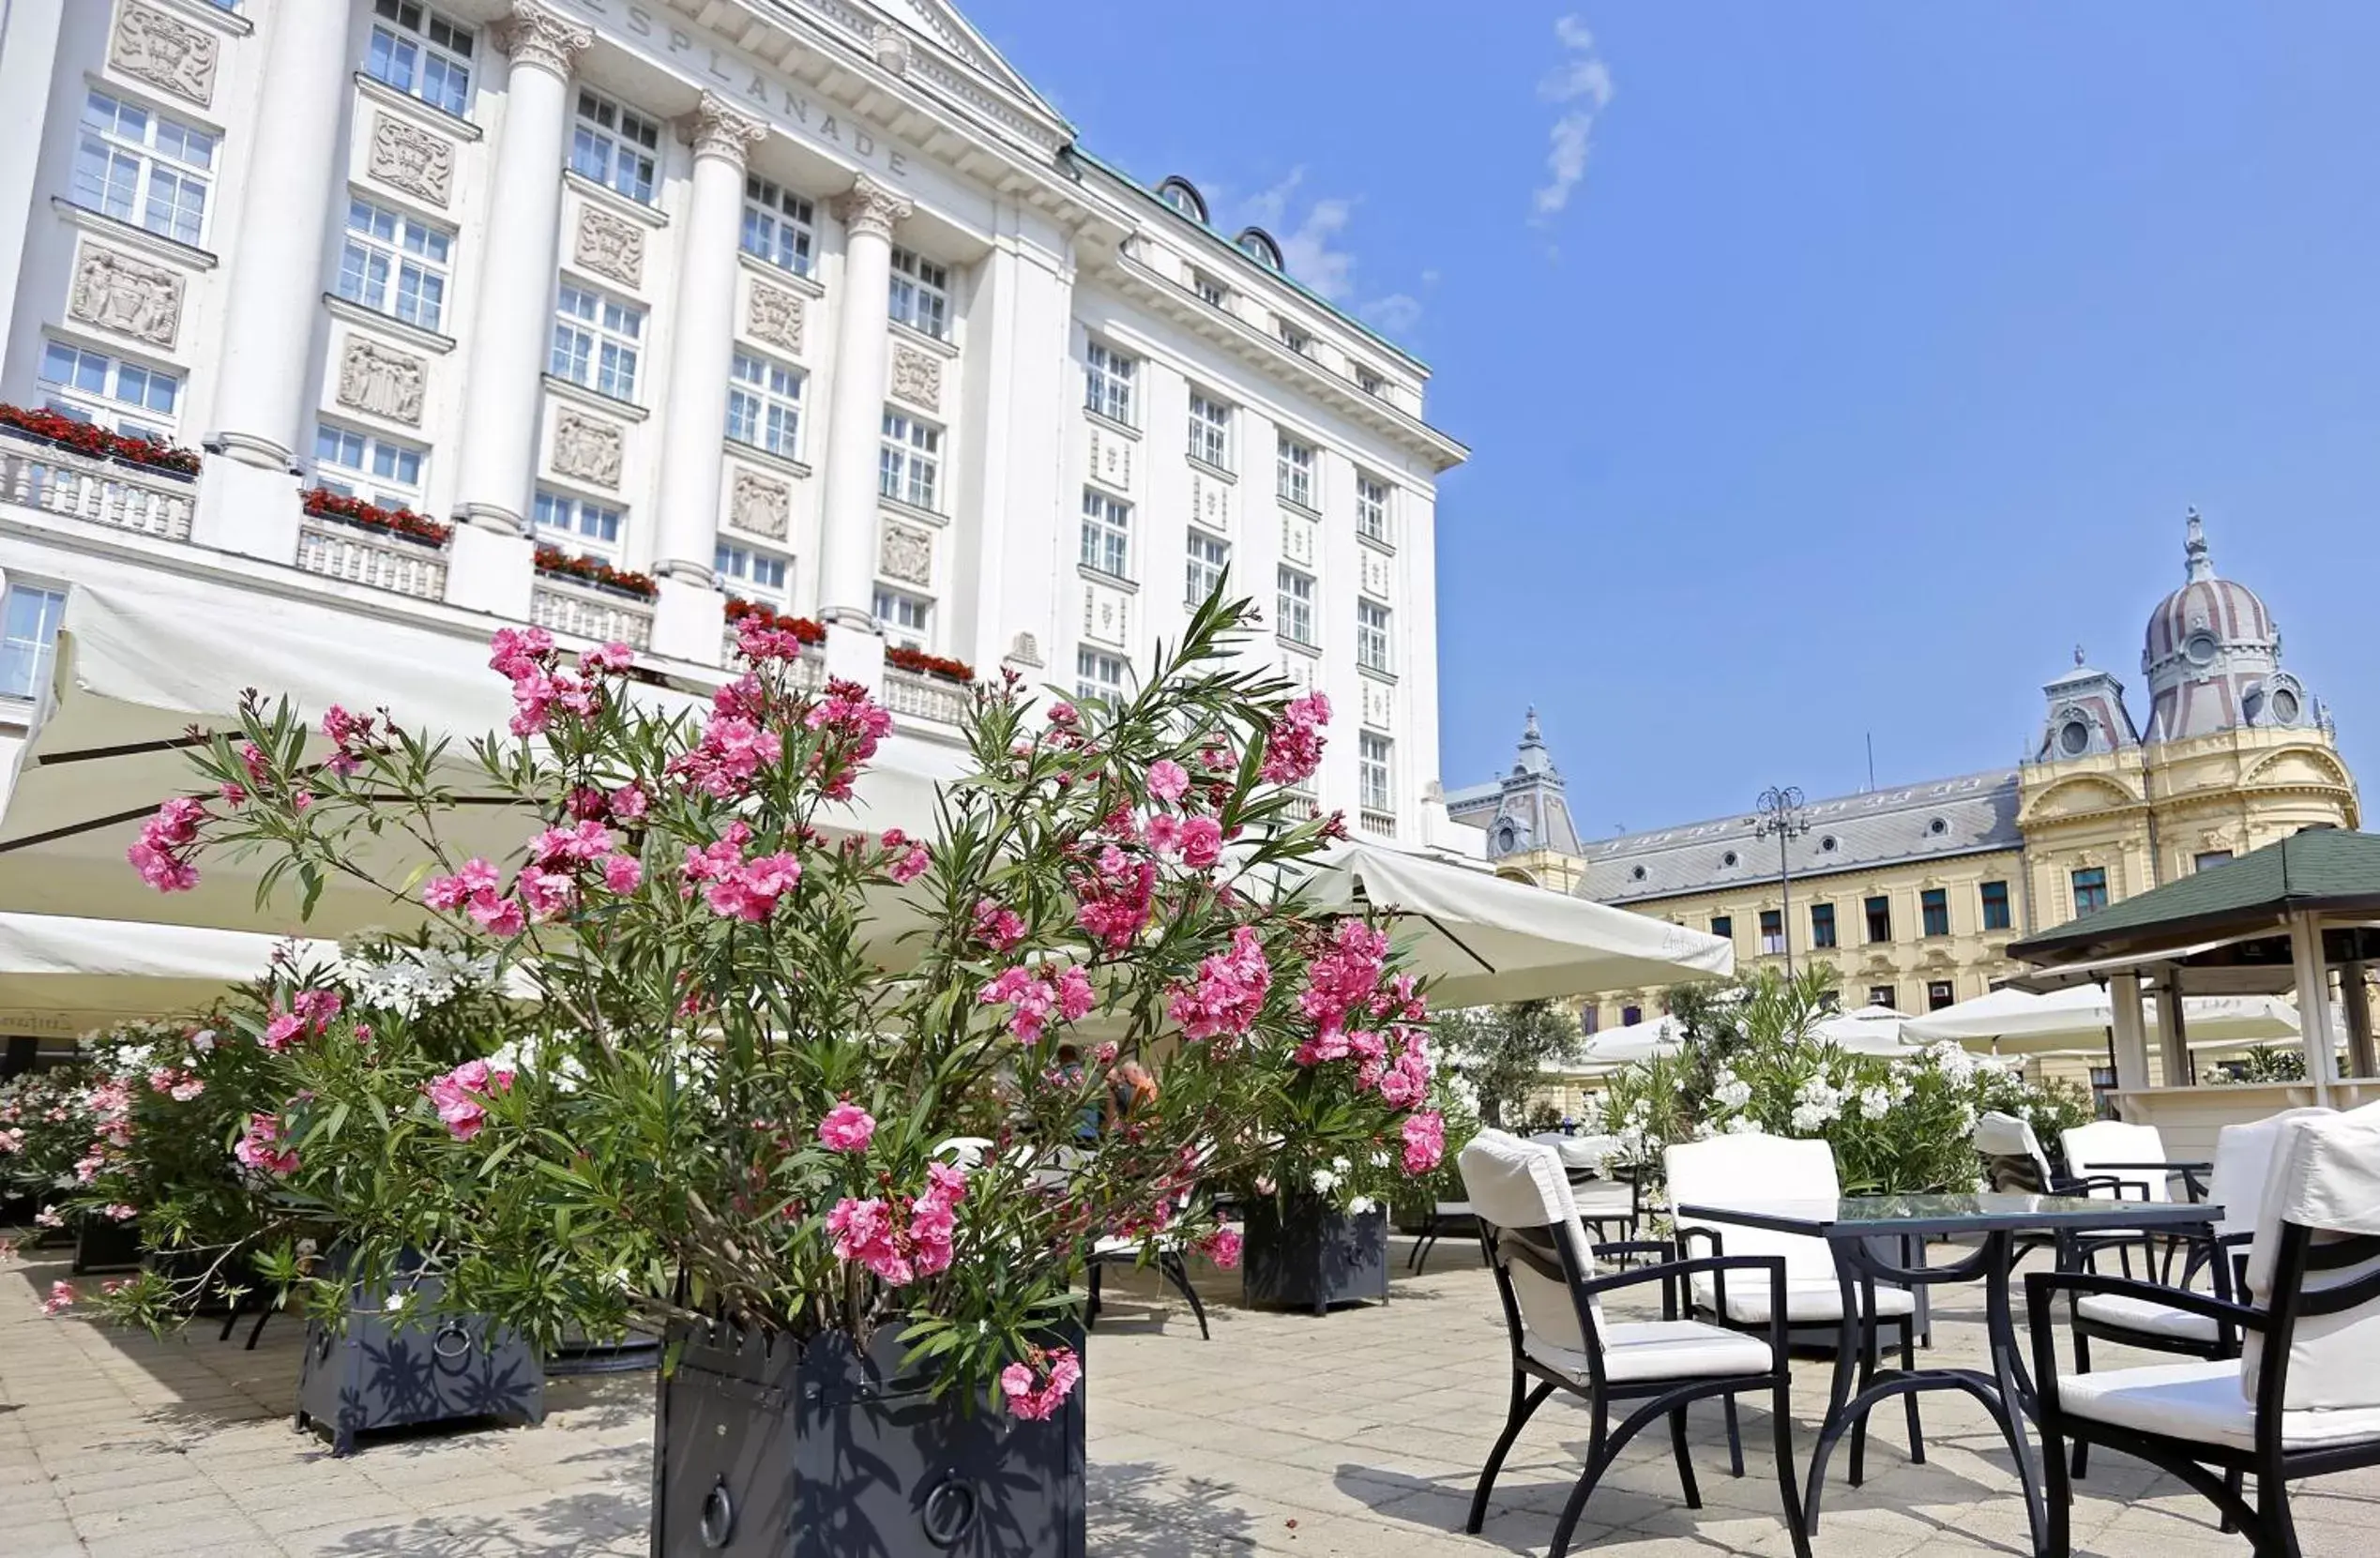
[1676,1191,2221,1558]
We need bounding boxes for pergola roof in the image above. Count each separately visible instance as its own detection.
[2011,829,2380,968]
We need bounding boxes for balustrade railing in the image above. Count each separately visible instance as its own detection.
[0,427,195,541]
[296,518,448,600]
[531,575,655,649]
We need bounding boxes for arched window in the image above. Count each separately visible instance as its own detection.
[1155,175,1207,223]
[1233,226,1283,270]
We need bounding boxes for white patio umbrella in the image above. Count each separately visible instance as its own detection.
[0,912,340,1034]
[1898,984,2299,1056]
[1569,1015,1690,1070]
[1811,1004,1924,1056]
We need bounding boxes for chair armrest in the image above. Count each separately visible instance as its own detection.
[1673,1225,1726,1314]
[1591,1239,1675,1264]
[1579,1252,1781,1300]
[2027,1268,2267,1332]
[2059,1174,2149,1203]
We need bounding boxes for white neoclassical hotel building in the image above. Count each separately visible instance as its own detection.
[0,0,1468,849]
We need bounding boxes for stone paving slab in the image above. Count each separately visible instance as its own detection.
[3,1235,2373,1555]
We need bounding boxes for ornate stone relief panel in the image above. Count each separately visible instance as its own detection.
[1086,425,1131,493]
[336,338,426,425]
[1280,510,1318,568]
[1275,652,1317,693]
[110,1,218,108]
[68,244,182,348]
[551,410,623,488]
[728,469,790,540]
[1359,548,1392,600]
[368,114,454,207]
[879,522,932,586]
[747,283,804,356]
[573,207,644,288]
[888,344,941,411]
[1006,631,1043,668]
[1188,467,1230,534]
[1081,582,1130,650]
[1361,678,1396,733]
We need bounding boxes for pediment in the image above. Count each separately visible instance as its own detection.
[865,0,1066,129]
[2242,746,2354,794]
[2020,774,2135,825]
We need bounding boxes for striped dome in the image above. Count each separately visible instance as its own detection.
[2145,573,2275,665]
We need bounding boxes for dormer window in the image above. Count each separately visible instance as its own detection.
[2058,717,2092,757]
[1234,227,1283,270]
[1155,175,1208,224]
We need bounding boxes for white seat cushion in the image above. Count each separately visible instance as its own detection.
[1530,1320,1774,1384]
[2075,1292,2221,1345]
[1693,1275,1918,1325]
[2061,1359,2380,1452]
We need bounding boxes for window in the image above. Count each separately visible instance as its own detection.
[1927,981,1956,1012]
[336,197,452,332]
[740,176,814,276]
[726,351,803,459]
[1758,909,1785,956]
[1979,880,2011,931]
[872,588,931,648]
[1583,1006,1600,1036]
[1356,475,1389,543]
[1276,433,1315,508]
[1355,365,1385,397]
[1920,888,1950,938]
[1356,599,1391,673]
[365,0,474,116]
[551,283,644,400]
[714,541,790,602]
[0,582,68,703]
[1868,986,1898,1011]
[1710,915,1733,941]
[312,422,424,509]
[1275,567,1314,646]
[73,90,214,247]
[38,340,179,441]
[533,489,623,556]
[1185,531,1228,606]
[1084,340,1135,425]
[888,248,949,340]
[878,411,941,510]
[1621,1006,1643,1028]
[1079,490,1130,579]
[572,90,660,204]
[1864,895,1892,944]
[2072,867,2109,915]
[1810,902,1837,949]
[1188,392,1232,470]
[1277,318,1311,355]
[2195,850,2235,872]
[1076,646,1129,702]
[1359,733,1392,813]
[1194,272,1228,308]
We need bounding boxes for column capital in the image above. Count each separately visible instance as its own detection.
[688,92,769,166]
[839,175,913,243]
[496,1,592,79]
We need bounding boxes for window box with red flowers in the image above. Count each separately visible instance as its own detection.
[533,546,658,602]
[301,488,453,549]
[0,403,201,478]
[723,597,826,645]
[884,645,975,686]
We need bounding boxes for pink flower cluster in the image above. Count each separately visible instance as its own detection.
[1259,691,1331,787]
[978,961,1096,1043]
[826,1162,968,1287]
[1298,922,1389,1036]
[802,677,895,800]
[421,1059,514,1142]
[879,829,930,885]
[680,823,803,921]
[670,712,782,799]
[43,1280,75,1315]
[489,628,628,737]
[1166,927,1272,1044]
[1074,844,1157,952]
[972,899,1026,952]
[128,795,207,893]
[145,1066,205,1102]
[262,988,343,1051]
[998,1346,1083,1421]
[423,857,524,936]
[1195,1226,1244,1269]
[233,1112,299,1176]
[0,1128,23,1155]
[817,1101,874,1153]
[319,703,386,778]
[1144,811,1224,870]
[1402,1111,1446,1175]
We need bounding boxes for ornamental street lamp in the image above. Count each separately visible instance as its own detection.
[1754,786,1812,976]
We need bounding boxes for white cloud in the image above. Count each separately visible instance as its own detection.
[1360,294,1422,334]
[1233,170,1427,339]
[1533,15,1614,222]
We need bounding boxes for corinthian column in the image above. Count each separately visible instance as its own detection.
[448,1,590,538]
[189,0,351,556]
[815,176,912,640]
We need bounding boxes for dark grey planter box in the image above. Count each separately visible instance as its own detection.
[1241,1199,1389,1315]
[294,1268,544,1456]
[72,1217,143,1273]
[651,1319,1085,1558]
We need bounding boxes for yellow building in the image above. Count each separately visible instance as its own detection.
[1448,514,2359,1050]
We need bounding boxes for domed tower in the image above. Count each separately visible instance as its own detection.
[2142,510,2326,743]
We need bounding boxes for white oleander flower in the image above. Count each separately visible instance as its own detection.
[1310,1167,1342,1195]
[1722,1115,1765,1136]
[1346,1195,1376,1217]
[1858,1086,1893,1118]
[1715,1079,1753,1111]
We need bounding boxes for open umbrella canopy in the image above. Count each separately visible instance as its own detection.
[0,912,338,1035]
[1569,1016,1690,1070]
[1812,1005,1925,1056]
[1898,983,2299,1055]
[1296,843,1735,1007]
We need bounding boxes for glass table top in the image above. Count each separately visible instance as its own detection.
[1675,1192,2223,1238]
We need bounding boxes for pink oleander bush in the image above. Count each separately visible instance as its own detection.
[123,591,1446,1412]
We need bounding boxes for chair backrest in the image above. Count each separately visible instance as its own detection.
[1975,1112,2054,1192]
[2208,1107,2332,1243]
[2240,1103,2380,1414]
[1663,1134,1840,1282]
[1460,1129,1605,1356]
[2063,1119,2172,1204]
[1531,1131,1605,1172]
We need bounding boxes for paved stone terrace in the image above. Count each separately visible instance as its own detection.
[2,1235,2372,1556]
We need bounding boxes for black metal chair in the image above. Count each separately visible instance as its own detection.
[2028,1108,2380,1558]
[1459,1130,1811,1558]
[1408,1196,1473,1275]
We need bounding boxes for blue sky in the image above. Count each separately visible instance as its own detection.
[964,2,2380,833]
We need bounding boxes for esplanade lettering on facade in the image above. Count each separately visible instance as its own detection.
[560,0,916,181]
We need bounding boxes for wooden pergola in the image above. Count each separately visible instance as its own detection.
[2008,829,2380,1141]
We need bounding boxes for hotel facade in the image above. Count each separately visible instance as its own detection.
[0,0,1467,886]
